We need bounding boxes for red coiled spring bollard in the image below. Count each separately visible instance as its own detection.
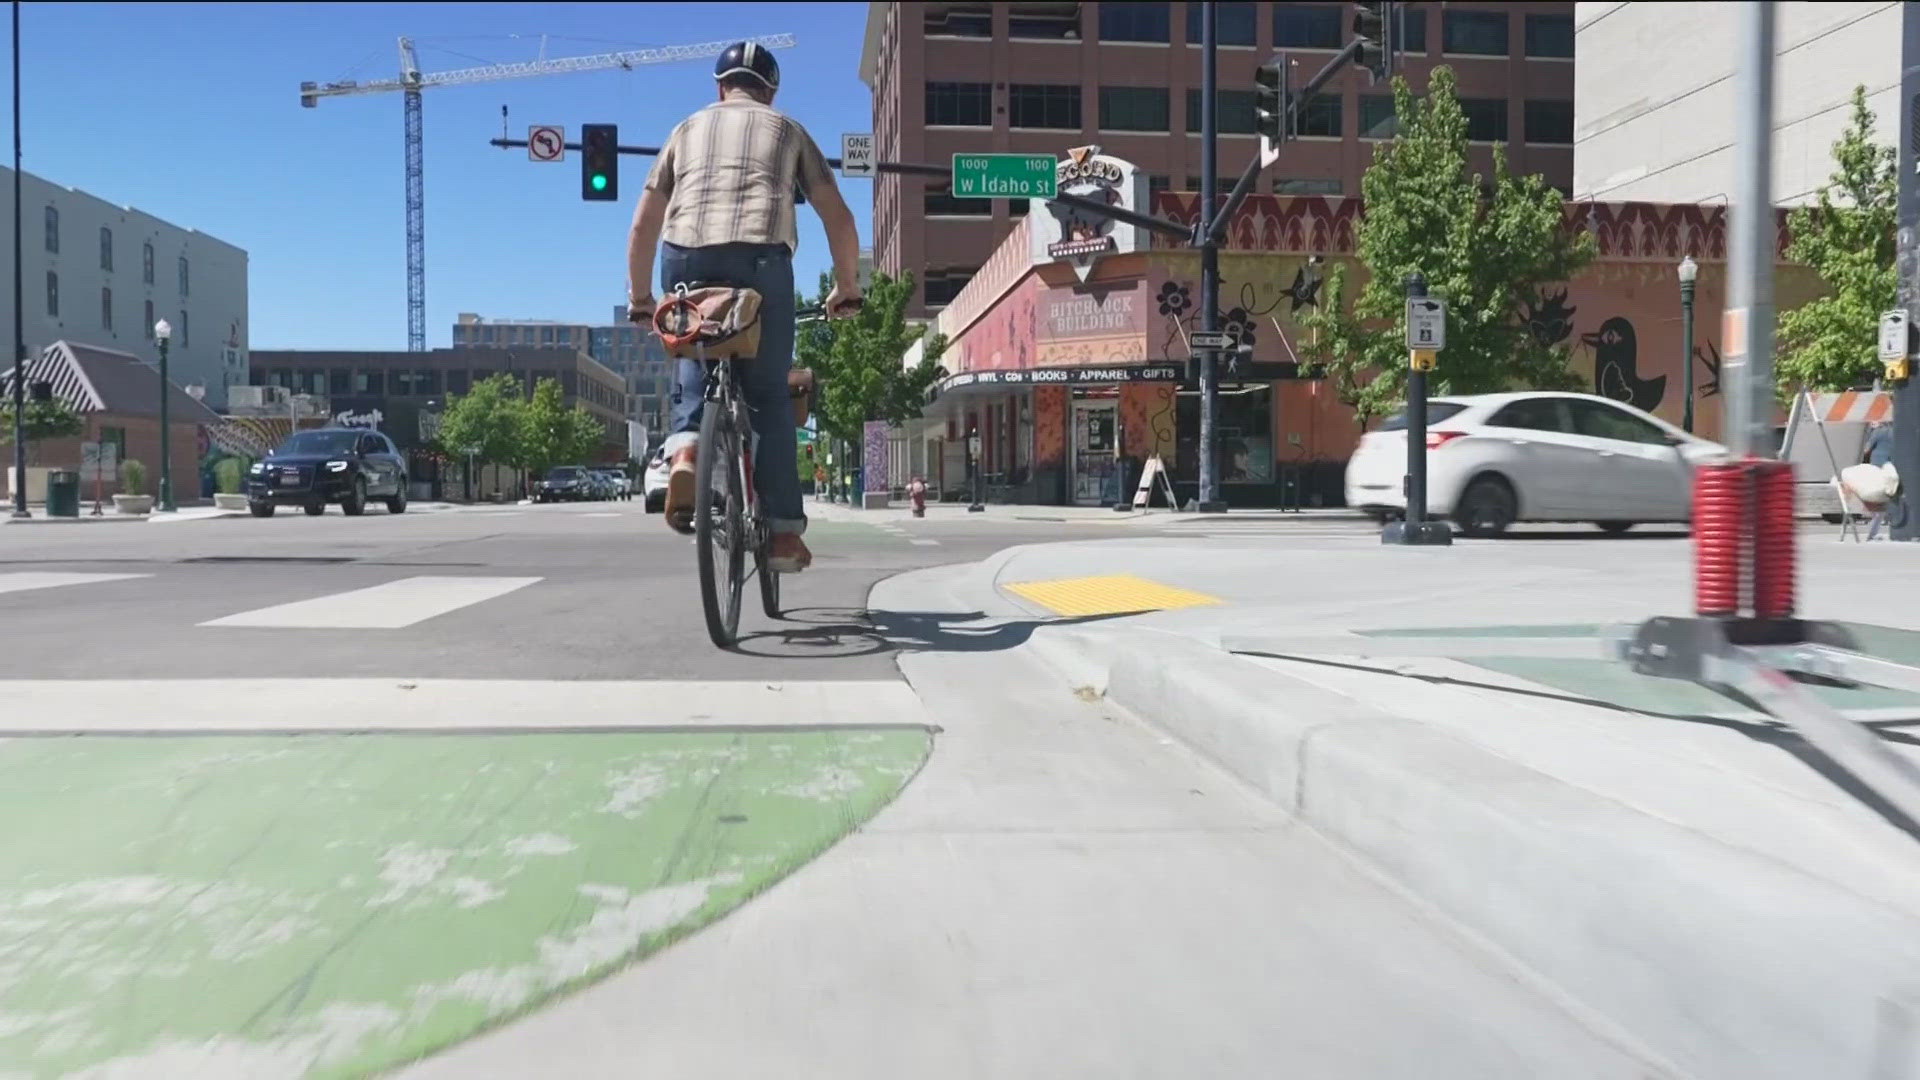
[1752,459,1798,620]
[1692,463,1747,618]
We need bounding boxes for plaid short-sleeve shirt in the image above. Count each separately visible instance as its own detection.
[644,98,837,253]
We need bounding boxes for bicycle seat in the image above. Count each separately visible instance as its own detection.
[655,283,766,360]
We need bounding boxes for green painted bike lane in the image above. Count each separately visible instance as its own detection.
[0,728,930,1078]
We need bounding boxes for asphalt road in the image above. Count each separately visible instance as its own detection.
[0,499,1167,680]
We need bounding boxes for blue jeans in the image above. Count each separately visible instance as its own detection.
[661,241,804,536]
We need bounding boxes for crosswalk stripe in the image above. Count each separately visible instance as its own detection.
[910,538,941,546]
[0,572,151,596]
[199,576,543,630]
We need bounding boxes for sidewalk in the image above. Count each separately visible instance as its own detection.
[941,528,1920,1080]
[804,497,1365,528]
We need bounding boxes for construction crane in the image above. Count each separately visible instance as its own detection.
[300,34,798,352]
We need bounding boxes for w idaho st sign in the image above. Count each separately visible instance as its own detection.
[951,154,1057,199]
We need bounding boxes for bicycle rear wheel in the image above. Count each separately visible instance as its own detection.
[755,503,780,618]
[694,400,747,647]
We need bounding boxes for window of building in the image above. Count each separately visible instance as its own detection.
[1275,4,1342,49]
[1100,86,1169,132]
[1397,4,1430,53]
[923,269,976,308]
[177,256,190,297]
[1008,83,1081,129]
[1360,94,1399,139]
[45,271,57,317]
[99,227,113,272]
[925,5,991,38]
[1008,5,1080,39]
[178,310,188,348]
[1525,13,1574,59]
[1183,176,1237,197]
[142,242,154,285]
[1460,97,1508,142]
[100,287,112,331]
[329,369,351,395]
[925,81,994,127]
[416,369,440,395]
[1271,177,1343,196]
[1148,174,1171,199]
[481,325,496,344]
[925,183,992,216]
[393,370,414,396]
[1184,1,1256,46]
[1524,100,1574,144]
[540,326,555,344]
[1444,10,1509,56]
[144,299,154,338]
[364,370,385,395]
[1098,1,1167,43]
[1185,89,1257,135]
[1296,94,1342,137]
[447,369,469,395]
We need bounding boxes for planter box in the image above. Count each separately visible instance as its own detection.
[213,493,249,511]
[112,494,154,516]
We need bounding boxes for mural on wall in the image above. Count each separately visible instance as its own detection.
[1033,385,1068,468]
[863,421,890,494]
[1118,383,1176,463]
[1582,317,1667,412]
[1147,254,1325,369]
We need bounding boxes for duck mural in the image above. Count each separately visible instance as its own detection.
[1582,316,1667,412]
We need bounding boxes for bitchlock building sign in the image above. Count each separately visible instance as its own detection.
[1029,145,1147,284]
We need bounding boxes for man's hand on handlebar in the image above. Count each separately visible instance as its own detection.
[824,283,863,318]
[628,294,657,324]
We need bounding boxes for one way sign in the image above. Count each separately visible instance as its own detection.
[1406,297,1447,350]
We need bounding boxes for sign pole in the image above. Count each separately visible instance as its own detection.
[1894,2,1920,539]
[1196,1,1225,513]
[1383,273,1451,546]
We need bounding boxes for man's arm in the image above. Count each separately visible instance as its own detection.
[627,188,668,309]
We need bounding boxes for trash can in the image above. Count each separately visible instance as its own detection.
[45,470,80,518]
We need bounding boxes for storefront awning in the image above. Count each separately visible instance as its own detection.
[927,363,1183,403]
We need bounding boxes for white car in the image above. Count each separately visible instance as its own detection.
[1344,391,1727,537]
[642,449,670,512]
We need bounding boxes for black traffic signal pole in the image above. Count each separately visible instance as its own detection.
[1893,3,1920,540]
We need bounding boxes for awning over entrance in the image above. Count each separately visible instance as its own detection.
[927,363,1182,403]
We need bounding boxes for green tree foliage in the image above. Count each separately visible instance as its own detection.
[794,271,948,450]
[434,373,526,470]
[518,377,607,475]
[0,396,85,464]
[1777,85,1898,394]
[1297,66,1595,425]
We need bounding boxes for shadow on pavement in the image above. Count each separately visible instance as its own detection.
[729,606,1128,661]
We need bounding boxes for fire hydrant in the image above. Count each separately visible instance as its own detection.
[908,476,928,518]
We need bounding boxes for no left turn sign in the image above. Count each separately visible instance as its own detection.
[528,125,565,163]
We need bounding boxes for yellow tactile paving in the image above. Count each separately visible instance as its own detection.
[1003,574,1224,618]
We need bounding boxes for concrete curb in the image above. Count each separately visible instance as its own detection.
[1025,618,1920,1080]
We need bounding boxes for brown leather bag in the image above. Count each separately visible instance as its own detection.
[788,368,815,426]
[655,286,764,361]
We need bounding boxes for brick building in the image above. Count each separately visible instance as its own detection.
[452,309,670,432]
[859,1,1576,315]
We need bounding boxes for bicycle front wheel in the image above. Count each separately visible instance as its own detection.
[694,401,747,648]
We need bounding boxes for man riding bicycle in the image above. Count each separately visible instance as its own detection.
[626,40,863,573]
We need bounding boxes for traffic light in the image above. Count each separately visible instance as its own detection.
[1353,2,1396,84]
[582,123,618,201]
[1254,57,1289,142]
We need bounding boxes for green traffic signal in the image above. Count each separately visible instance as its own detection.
[591,174,608,191]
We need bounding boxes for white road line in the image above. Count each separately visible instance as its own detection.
[583,512,621,518]
[910,539,941,546]
[0,572,151,596]
[199,576,543,630]
[0,679,930,733]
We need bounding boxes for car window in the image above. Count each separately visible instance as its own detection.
[1570,400,1670,445]
[358,434,384,455]
[547,467,583,480]
[1378,402,1468,432]
[278,430,359,456]
[1487,398,1573,433]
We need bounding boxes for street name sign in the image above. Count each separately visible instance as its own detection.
[951,153,1057,199]
[840,133,875,178]
[1406,297,1447,350]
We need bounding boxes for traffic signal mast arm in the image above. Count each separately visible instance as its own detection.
[1213,38,1365,245]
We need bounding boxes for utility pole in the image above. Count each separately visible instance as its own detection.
[1723,2,1776,462]
[1196,1,1225,513]
[9,0,26,520]
[1893,2,1920,539]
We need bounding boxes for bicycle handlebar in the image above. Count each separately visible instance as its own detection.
[796,297,864,321]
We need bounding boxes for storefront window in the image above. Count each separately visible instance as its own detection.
[1174,384,1274,485]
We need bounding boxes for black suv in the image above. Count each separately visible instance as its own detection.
[534,465,594,503]
[247,428,410,517]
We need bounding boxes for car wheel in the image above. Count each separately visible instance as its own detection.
[342,478,368,517]
[1595,521,1635,535]
[249,501,274,518]
[386,487,408,514]
[1454,476,1517,538]
[304,500,326,516]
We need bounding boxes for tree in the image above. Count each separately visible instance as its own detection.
[518,377,607,474]
[1777,85,1898,394]
[1297,66,1595,424]
[794,271,948,456]
[435,373,525,470]
[0,397,85,464]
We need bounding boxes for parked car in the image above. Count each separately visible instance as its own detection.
[591,468,632,501]
[642,448,670,512]
[1343,392,1727,537]
[534,466,594,503]
[246,427,409,517]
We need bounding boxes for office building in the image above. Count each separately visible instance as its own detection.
[1574,2,1900,205]
[860,1,1576,315]
[0,166,248,409]
[451,310,671,430]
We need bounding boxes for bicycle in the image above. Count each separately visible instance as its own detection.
[652,285,859,648]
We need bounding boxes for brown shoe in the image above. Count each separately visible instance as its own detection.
[664,446,697,534]
[767,532,812,573]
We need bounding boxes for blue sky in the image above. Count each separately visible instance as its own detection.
[11,1,874,349]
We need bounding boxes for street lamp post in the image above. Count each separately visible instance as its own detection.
[1679,254,1699,433]
[153,319,175,512]
[8,0,26,520]
[966,426,984,513]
